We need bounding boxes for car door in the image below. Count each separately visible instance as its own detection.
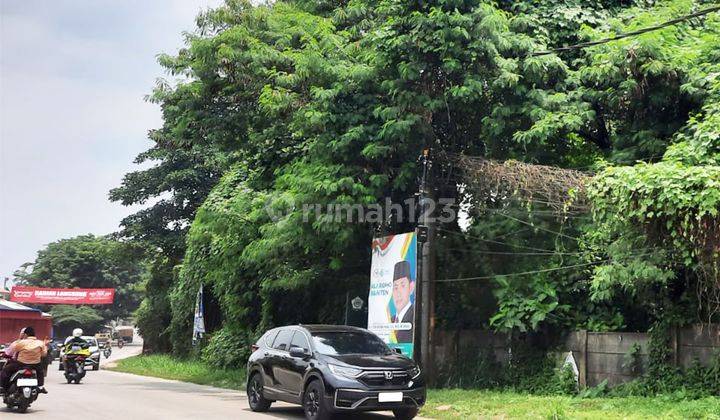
[267,328,294,394]
[283,330,312,395]
[257,329,280,385]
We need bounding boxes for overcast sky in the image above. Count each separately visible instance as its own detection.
[0,0,223,283]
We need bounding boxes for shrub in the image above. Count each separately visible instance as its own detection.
[200,326,254,369]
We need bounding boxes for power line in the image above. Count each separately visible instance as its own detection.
[443,248,568,256]
[435,249,666,283]
[492,211,582,241]
[438,226,585,254]
[532,5,720,56]
[438,227,579,254]
[435,260,601,283]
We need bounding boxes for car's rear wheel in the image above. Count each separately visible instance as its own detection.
[393,407,419,420]
[303,380,330,420]
[247,372,271,412]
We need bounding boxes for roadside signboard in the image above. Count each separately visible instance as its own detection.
[368,232,417,357]
[9,286,115,304]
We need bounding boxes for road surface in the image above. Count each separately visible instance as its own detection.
[2,336,402,419]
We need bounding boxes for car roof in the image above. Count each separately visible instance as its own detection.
[293,324,370,334]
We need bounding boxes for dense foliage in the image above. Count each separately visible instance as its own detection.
[111,0,720,382]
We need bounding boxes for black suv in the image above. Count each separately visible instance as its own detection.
[246,325,425,420]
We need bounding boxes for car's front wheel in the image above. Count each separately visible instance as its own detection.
[393,407,419,420]
[247,372,271,412]
[303,379,330,420]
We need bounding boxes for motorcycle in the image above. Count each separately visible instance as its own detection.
[63,354,87,384]
[61,341,91,384]
[0,355,41,413]
[103,343,112,359]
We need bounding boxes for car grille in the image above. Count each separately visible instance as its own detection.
[334,388,425,409]
[358,370,410,388]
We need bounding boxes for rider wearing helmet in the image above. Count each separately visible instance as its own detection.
[64,328,86,345]
[63,329,90,368]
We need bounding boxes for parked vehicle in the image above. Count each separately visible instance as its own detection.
[115,326,134,344]
[94,332,111,344]
[48,340,62,360]
[0,354,41,412]
[247,325,425,420]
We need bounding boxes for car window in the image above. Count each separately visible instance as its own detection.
[272,329,294,351]
[289,331,310,351]
[263,330,279,348]
[311,331,392,356]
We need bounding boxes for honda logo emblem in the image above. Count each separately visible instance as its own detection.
[384,371,394,380]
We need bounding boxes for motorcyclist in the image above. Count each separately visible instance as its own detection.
[0,327,48,394]
[62,329,91,370]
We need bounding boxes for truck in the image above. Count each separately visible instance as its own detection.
[114,326,134,344]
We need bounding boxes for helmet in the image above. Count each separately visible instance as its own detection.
[72,328,83,337]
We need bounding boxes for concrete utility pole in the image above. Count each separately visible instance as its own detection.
[415,149,436,383]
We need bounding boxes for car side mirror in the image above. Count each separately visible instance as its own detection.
[289,346,310,358]
[393,347,402,355]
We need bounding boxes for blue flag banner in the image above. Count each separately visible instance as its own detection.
[192,284,205,345]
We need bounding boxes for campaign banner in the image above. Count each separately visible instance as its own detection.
[10,286,115,304]
[368,232,417,357]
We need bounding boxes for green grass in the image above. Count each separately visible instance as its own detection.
[110,354,246,391]
[111,357,720,419]
[422,389,720,419]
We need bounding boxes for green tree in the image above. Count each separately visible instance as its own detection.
[17,235,147,324]
[114,0,720,353]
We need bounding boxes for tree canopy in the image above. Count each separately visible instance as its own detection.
[112,0,720,359]
[17,235,147,325]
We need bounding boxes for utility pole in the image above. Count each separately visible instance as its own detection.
[415,148,436,384]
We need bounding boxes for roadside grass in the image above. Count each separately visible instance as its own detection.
[110,356,720,419]
[423,389,720,419]
[110,354,246,391]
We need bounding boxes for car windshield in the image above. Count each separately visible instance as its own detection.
[81,337,98,346]
[311,331,392,356]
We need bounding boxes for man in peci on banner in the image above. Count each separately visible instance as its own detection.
[391,260,415,343]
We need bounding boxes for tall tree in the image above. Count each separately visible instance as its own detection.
[17,235,146,323]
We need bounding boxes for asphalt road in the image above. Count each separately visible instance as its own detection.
[2,337,400,419]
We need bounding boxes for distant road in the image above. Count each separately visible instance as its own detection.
[1,334,399,419]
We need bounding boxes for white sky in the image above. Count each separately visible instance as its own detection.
[0,0,223,282]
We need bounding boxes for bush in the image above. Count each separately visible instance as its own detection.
[200,326,255,369]
[436,340,578,396]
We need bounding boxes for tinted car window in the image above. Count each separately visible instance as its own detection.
[312,331,391,356]
[264,330,279,348]
[290,331,310,351]
[272,329,294,351]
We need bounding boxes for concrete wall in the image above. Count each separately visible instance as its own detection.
[434,324,720,388]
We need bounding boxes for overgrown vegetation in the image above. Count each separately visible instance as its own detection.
[107,0,720,397]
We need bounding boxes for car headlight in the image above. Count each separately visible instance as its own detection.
[328,364,363,378]
[408,366,421,379]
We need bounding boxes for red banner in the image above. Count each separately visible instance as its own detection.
[9,286,115,305]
